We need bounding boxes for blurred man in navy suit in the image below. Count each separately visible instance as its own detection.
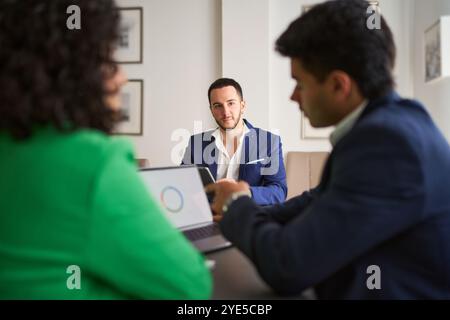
[206,0,450,299]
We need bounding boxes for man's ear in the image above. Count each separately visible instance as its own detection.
[328,70,352,101]
[240,100,246,114]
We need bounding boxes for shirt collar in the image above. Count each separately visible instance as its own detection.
[329,99,368,147]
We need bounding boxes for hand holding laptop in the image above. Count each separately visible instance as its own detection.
[205,180,251,220]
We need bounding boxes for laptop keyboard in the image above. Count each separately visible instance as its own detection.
[183,224,221,241]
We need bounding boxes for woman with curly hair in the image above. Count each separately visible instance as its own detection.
[0,0,211,299]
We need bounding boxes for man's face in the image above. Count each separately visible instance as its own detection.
[290,58,337,128]
[210,86,245,130]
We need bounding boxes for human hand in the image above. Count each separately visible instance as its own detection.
[216,178,237,183]
[204,180,250,222]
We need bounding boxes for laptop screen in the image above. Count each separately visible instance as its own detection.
[139,166,213,229]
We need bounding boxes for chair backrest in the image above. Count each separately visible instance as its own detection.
[285,152,329,200]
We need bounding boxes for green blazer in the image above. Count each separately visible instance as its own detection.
[0,127,212,299]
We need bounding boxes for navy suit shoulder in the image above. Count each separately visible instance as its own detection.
[180,129,215,166]
[220,92,450,299]
[349,94,446,156]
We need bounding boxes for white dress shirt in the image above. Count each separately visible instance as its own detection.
[329,99,368,147]
[212,123,250,181]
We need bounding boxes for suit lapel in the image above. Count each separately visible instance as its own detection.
[202,131,219,179]
[238,128,258,180]
[316,151,333,192]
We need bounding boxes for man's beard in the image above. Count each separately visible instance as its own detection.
[216,112,242,131]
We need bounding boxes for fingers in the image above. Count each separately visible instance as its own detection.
[211,202,223,222]
[238,180,250,189]
[204,183,217,193]
[217,178,236,183]
[211,201,221,217]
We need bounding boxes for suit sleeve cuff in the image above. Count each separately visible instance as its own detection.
[222,190,252,214]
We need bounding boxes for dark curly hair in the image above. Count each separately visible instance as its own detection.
[276,0,396,100]
[207,78,243,106]
[0,0,120,139]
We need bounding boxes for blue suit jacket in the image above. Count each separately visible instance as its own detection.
[220,92,450,299]
[181,119,287,205]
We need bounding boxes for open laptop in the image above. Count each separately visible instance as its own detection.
[197,166,215,186]
[139,166,231,254]
[197,166,216,203]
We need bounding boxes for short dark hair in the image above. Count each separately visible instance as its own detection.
[276,0,396,100]
[0,0,120,140]
[208,78,243,105]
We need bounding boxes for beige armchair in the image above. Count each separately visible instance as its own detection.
[285,152,329,200]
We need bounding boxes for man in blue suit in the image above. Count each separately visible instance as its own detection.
[181,78,287,205]
[206,0,450,299]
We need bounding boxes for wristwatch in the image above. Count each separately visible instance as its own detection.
[222,190,252,214]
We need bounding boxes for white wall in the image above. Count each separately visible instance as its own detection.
[222,0,270,130]
[269,0,332,154]
[378,0,414,98]
[117,0,449,167]
[117,0,221,167]
[413,0,450,141]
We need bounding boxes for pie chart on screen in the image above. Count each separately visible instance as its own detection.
[160,186,184,213]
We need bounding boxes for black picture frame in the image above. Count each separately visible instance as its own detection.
[115,7,143,64]
[114,79,144,136]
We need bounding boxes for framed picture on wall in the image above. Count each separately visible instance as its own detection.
[425,16,450,83]
[115,79,144,136]
[115,7,143,64]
